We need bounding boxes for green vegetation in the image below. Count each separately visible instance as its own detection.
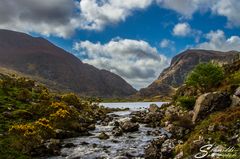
[176,96,196,110]
[186,62,224,93]
[0,73,111,158]
[176,106,240,157]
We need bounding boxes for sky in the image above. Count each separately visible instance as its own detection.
[0,0,240,89]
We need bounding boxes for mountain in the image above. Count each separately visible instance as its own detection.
[137,49,240,99]
[0,29,136,97]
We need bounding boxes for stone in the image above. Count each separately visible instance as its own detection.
[55,129,78,139]
[208,124,216,132]
[144,135,167,159]
[120,120,139,132]
[44,139,61,155]
[192,92,231,123]
[63,143,76,148]
[87,124,95,130]
[234,87,240,97]
[2,111,12,118]
[231,95,240,107]
[112,127,123,136]
[174,151,184,159]
[161,139,176,158]
[98,132,109,140]
[149,104,159,112]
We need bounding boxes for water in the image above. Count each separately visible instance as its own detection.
[49,102,166,159]
[100,102,166,110]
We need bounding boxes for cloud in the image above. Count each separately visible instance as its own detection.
[212,0,240,27]
[173,23,191,36]
[160,39,174,48]
[0,0,77,38]
[156,0,201,18]
[74,38,169,89]
[77,0,153,30]
[157,0,240,27]
[0,0,153,38]
[196,30,240,51]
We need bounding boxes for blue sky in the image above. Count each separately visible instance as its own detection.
[1,0,240,89]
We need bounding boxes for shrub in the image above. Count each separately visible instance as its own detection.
[185,62,224,92]
[62,93,79,106]
[177,96,196,110]
[227,71,240,85]
[16,89,32,102]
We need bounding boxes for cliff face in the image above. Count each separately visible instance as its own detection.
[0,29,136,97]
[137,49,240,98]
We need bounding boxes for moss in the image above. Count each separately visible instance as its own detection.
[176,106,240,158]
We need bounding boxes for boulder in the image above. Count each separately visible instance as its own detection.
[120,120,139,132]
[98,132,109,140]
[44,139,61,155]
[160,139,176,158]
[112,127,123,136]
[235,87,240,97]
[144,135,167,159]
[192,92,231,123]
[149,104,159,112]
[230,95,240,107]
[55,129,77,139]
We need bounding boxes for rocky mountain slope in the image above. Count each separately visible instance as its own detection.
[137,49,240,99]
[0,29,136,97]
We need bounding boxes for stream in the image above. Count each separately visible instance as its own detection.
[49,102,167,159]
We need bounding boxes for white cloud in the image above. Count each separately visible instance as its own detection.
[196,30,240,51]
[156,0,202,18]
[160,39,174,48]
[212,0,240,27]
[173,23,191,36]
[0,0,153,38]
[74,38,169,89]
[77,0,153,30]
[157,0,240,27]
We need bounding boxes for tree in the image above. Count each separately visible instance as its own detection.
[185,62,224,92]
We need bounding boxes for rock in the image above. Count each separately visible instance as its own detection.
[144,112,163,127]
[192,92,231,123]
[81,141,89,145]
[120,120,139,132]
[234,87,240,97]
[144,135,167,159]
[174,151,183,159]
[98,132,109,140]
[231,95,240,107]
[87,124,95,130]
[149,104,159,112]
[112,127,123,136]
[2,111,12,118]
[44,139,61,155]
[190,136,205,153]
[208,124,216,132]
[63,143,76,148]
[160,139,176,158]
[55,129,76,139]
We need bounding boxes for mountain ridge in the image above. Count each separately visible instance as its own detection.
[137,49,240,99]
[0,29,137,97]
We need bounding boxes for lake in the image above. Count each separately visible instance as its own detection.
[100,102,166,110]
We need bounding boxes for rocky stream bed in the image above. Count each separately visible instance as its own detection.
[47,103,171,159]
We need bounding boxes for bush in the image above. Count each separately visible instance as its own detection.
[16,89,32,102]
[227,72,240,85]
[61,93,79,106]
[177,96,196,110]
[186,62,224,92]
